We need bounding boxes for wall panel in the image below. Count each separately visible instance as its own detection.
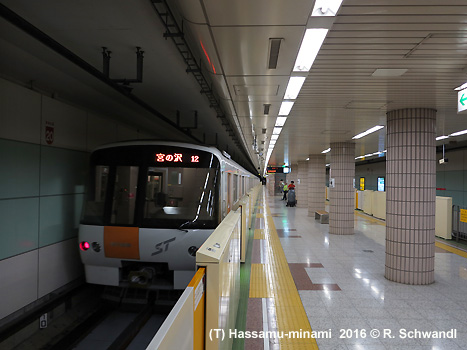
[39,194,84,247]
[38,238,83,298]
[0,79,41,144]
[0,139,40,199]
[0,251,38,320]
[41,96,87,151]
[0,198,39,260]
[40,147,88,196]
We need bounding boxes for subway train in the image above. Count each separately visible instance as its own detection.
[78,141,257,289]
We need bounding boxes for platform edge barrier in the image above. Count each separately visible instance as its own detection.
[357,190,453,233]
[146,268,206,350]
[247,185,261,229]
[196,210,242,350]
[232,194,252,263]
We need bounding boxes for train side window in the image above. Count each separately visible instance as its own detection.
[227,172,232,213]
[233,174,238,202]
[110,166,139,225]
[241,176,245,197]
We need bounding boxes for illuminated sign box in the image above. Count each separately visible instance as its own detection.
[267,167,284,173]
[155,153,200,163]
[359,177,365,191]
[377,177,385,191]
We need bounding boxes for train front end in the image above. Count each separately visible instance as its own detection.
[78,143,220,289]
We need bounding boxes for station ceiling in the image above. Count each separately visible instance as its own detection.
[2,0,467,174]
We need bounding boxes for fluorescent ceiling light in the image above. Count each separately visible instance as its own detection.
[321,148,331,153]
[312,0,344,17]
[450,129,467,137]
[271,134,279,141]
[372,69,408,77]
[284,77,306,99]
[455,82,467,91]
[279,101,294,115]
[436,135,449,141]
[293,28,328,72]
[352,125,385,139]
[273,127,282,135]
[275,116,287,127]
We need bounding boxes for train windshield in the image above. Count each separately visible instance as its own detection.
[142,166,219,228]
[81,145,220,229]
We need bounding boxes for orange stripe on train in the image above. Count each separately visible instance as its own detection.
[104,226,140,260]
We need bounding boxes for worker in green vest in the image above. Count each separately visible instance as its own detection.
[282,181,289,200]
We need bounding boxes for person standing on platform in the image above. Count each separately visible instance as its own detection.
[279,179,284,194]
[282,181,289,200]
[288,181,295,191]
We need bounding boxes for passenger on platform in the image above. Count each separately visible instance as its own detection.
[288,181,295,191]
[282,182,289,200]
[279,179,284,193]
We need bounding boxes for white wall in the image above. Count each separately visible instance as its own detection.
[0,77,154,321]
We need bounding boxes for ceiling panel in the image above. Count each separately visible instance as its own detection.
[202,0,314,26]
[210,26,305,76]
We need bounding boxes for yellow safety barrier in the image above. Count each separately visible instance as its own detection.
[248,185,261,229]
[147,268,206,350]
[197,210,242,350]
[148,186,261,350]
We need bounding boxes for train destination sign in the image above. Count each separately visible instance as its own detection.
[458,87,467,113]
[155,153,200,163]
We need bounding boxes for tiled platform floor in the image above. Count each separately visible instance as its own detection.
[266,193,467,350]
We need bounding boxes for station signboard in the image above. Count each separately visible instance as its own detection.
[458,87,467,113]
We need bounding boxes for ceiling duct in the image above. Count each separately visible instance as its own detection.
[268,38,282,69]
[263,103,271,115]
[262,128,267,134]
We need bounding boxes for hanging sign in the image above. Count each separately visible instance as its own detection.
[458,88,467,113]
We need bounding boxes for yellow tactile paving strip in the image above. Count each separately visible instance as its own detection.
[355,210,467,259]
[249,198,319,349]
[355,210,385,225]
[435,241,467,258]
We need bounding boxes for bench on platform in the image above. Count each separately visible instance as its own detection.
[315,210,329,224]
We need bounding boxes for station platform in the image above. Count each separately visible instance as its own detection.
[234,190,467,350]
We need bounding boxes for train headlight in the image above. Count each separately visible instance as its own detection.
[188,246,198,257]
[79,241,90,251]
